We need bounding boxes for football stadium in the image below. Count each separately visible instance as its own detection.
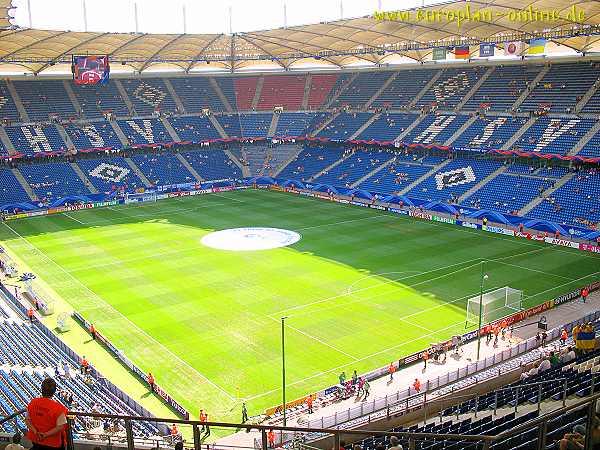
[1,0,600,449]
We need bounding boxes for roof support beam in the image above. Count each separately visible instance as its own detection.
[185,34,223,73]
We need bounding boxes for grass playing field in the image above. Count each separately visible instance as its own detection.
[0,189,599,424]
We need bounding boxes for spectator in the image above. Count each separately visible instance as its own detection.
[561,346,576,363]
[25,377,68,450]
[267,429,275,448]
[5,433,25,450]
[560,415,600,449]
[388,436,403,450]
[538,357,552,372]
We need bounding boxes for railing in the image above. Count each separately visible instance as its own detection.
[1,392,599,450]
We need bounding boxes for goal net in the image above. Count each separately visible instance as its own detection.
[124,192,157,204]
[466,286,523,326]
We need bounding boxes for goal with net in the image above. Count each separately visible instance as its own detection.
[124,192,157,204]
[466,286,523,326]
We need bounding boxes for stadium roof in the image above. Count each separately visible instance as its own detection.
[1,0,600,74]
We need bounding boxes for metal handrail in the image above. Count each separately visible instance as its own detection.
[0,408,25,426]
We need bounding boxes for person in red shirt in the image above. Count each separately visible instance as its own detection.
[306,395,313,414]
[89,324,96,341]
[560,328,568,346]
[267,429,275,448]
[26,378,68,450]
[388,362,396,381]
[170,424,178,436]
[80,357,89,375]
[147,372,155,392]
[27,308,34,323]
[412,378,421,393]
[199,409,209,438]
[582,287,589,303]
[422,350,429,371]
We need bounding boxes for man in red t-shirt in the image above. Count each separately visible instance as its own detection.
[582,287,589,303]
[26,378,68,450]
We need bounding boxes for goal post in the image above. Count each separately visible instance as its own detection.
[466,286,523,326]
[124,192,157,204]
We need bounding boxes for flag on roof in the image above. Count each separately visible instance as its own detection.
[479,43,495,57]
[432,47,447,60]
[454,46,470,59]
[529,38,547,55]
[504,41,523,56]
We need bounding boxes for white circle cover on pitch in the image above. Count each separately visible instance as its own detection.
[201,227,301,251]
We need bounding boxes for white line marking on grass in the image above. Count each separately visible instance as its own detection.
[493,260,575,281]
[269,316,359,361]
[1,222,236,401]
[523,271,600,300]
[63,213,85,225]
[211,193,247,203]
[296,214,390,231]
[243,320,466,402]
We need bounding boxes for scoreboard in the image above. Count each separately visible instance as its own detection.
[72,55,110,85]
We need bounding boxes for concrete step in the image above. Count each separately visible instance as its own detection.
[408,70,443,108]
[395,114,425,143]
[163,79,186,114]
[209,78,234,112]
[0,127,15,155]
[500,117,537,150]
[518,172,574,216]
[124,157,152,188]
[568,120,600,156]
[267,113,279,138]
[348,113,379,141]
[454,66,495,111]
[224,149,250,178]
[251,76,264,111]
[310,111,340,137]
[175,153,203,182]
[70,162,98,194]
[6,80,29,122]
[114,80,135,116]
[271,145,304,178]
[160,117,181,142]
[458,165,508,203]
[350,157,396,188]
[109,121,130,147]
[445,115,478,146]
[323,73,359,109]
[63,80,83,117]
[398,159,452,195]
[55,124,75,151]
[575,81,600,113]
[301,74,312,110]
[210,115,229,139]
[12,168,38,201]
[510,65,550,111]
[308,151,353,183]
[365,72,398,109]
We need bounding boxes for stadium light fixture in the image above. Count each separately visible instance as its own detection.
[476,261,488,361]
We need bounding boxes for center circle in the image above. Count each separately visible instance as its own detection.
[201,227,302,251]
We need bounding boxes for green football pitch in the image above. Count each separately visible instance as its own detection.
[0,189,599,423]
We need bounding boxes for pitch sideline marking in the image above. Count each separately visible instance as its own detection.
[269,316,359,361]
[1,222,237,401]
[62,212,86,225]
[296,214,390,231]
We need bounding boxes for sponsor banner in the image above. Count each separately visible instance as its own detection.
[265,394,316,416]
[351,201,369,208]
[315,194,331,200]
[300,191,314,197]
[410,211,433,220]
[269,185,284,192]
[334,198,350,204]
[545,237,579,249]
[213,186,236,192]
[460,221,479,229]
[389,207,409,216]
[515,231,545,242]
[369,204,386,211]
[285,188,299,194]
[483,225,514,236]
[433,215,456,225]
[72,311,190,419]
[168,191,191,198]
[580,243,600,254]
